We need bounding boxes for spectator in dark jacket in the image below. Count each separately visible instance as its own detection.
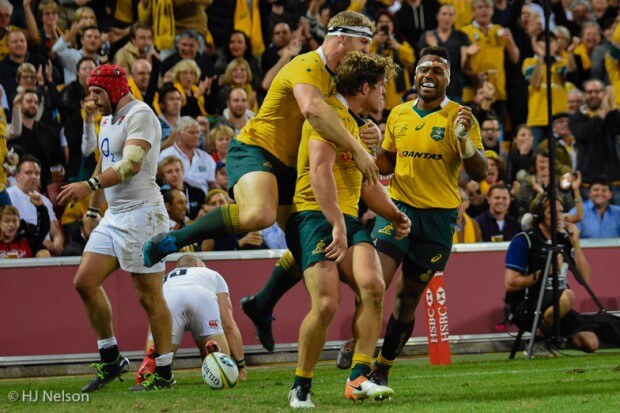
[569,79,620,202]
[11,90,62,188]
[476,184,521,242]
[57,57,97,181]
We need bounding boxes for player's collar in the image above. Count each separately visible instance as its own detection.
[336,93,365,126]
[412,96,450,109]
[317,47,337,78]
[335,93,349,109]
[316,47,327,65]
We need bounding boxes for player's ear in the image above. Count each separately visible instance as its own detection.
[361,82,370,95]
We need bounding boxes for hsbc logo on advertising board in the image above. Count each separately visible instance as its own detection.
[436,287,446,306]
[425,288,433,307]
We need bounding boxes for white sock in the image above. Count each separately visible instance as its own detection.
[97,337,118,349]
[155,352,174,367]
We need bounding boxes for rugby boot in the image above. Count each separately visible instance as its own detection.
[289,383,315,408]
[344,374,393,401]
[81,356,130,392]
[336,338,355,370]
[240,295,275,352]
[205,339,221,354]
[135,346,156,385]
[129,372,176,391]
[368,366,390,386]
[142,232,178,267]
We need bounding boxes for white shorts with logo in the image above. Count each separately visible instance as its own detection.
[85,203,169,273]
[164,285,223,345]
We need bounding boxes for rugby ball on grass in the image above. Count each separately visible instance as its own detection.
[202,352,239,389]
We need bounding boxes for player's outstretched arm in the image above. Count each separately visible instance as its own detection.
[361,180,410,240]
[309,139,347,263]
[294,83,378,183]
[57,140,151,205]
[217,293,246,381]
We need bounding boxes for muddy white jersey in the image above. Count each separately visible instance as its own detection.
[98,99,163,212]
[163,266,229,296]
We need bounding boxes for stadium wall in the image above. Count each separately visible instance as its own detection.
[1,241,618,359]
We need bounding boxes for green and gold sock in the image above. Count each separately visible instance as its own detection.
[349,353,372,381]
[172,204,242,247]
[374,351,396,372]
[254,250,303,313]
[293,368,313,387]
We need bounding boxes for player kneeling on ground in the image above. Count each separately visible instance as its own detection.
[136,255,246,384]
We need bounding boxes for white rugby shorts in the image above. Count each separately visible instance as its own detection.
[164,285,224,344]
[85,203,169,273]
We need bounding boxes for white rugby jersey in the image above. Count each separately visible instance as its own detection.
[163,266,229,295]
[98,100,163,211]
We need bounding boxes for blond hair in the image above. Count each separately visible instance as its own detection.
[74,6,97,25]
[158,156,184,175]
[205,188,229,204]
[172,59,201,84]
[327,11,375,33]
[38,0,58,17]
[208,125,234,153]
[0,205,20,220]
[17,63,36,80]
[222,58,253,86]
[335,51,398,95]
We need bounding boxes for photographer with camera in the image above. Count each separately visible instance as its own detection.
[504,193,599,355]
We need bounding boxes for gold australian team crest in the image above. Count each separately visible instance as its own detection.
[430,126,446,141]
[377,223,394,235]
[312,240,326,255]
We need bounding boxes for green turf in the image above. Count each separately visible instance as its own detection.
[1,351,619,412]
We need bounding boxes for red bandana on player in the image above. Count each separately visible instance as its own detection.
[87,64,130,106]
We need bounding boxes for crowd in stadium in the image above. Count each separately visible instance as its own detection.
[0,0,619,259]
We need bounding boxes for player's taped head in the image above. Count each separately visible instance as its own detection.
[88,64,130,107]
[327,11,375,40]
[416,47,451,85]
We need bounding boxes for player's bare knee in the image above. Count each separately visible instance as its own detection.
[73,272,97,296]
[313,297,339,326]
[136,290,164,313]
[358,275,385,305]
[240,206,276,231]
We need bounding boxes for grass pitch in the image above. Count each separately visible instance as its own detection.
[1,351,619,412]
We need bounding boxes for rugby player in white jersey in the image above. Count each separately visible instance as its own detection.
[135,255,246,384]
[57,64,174,392]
